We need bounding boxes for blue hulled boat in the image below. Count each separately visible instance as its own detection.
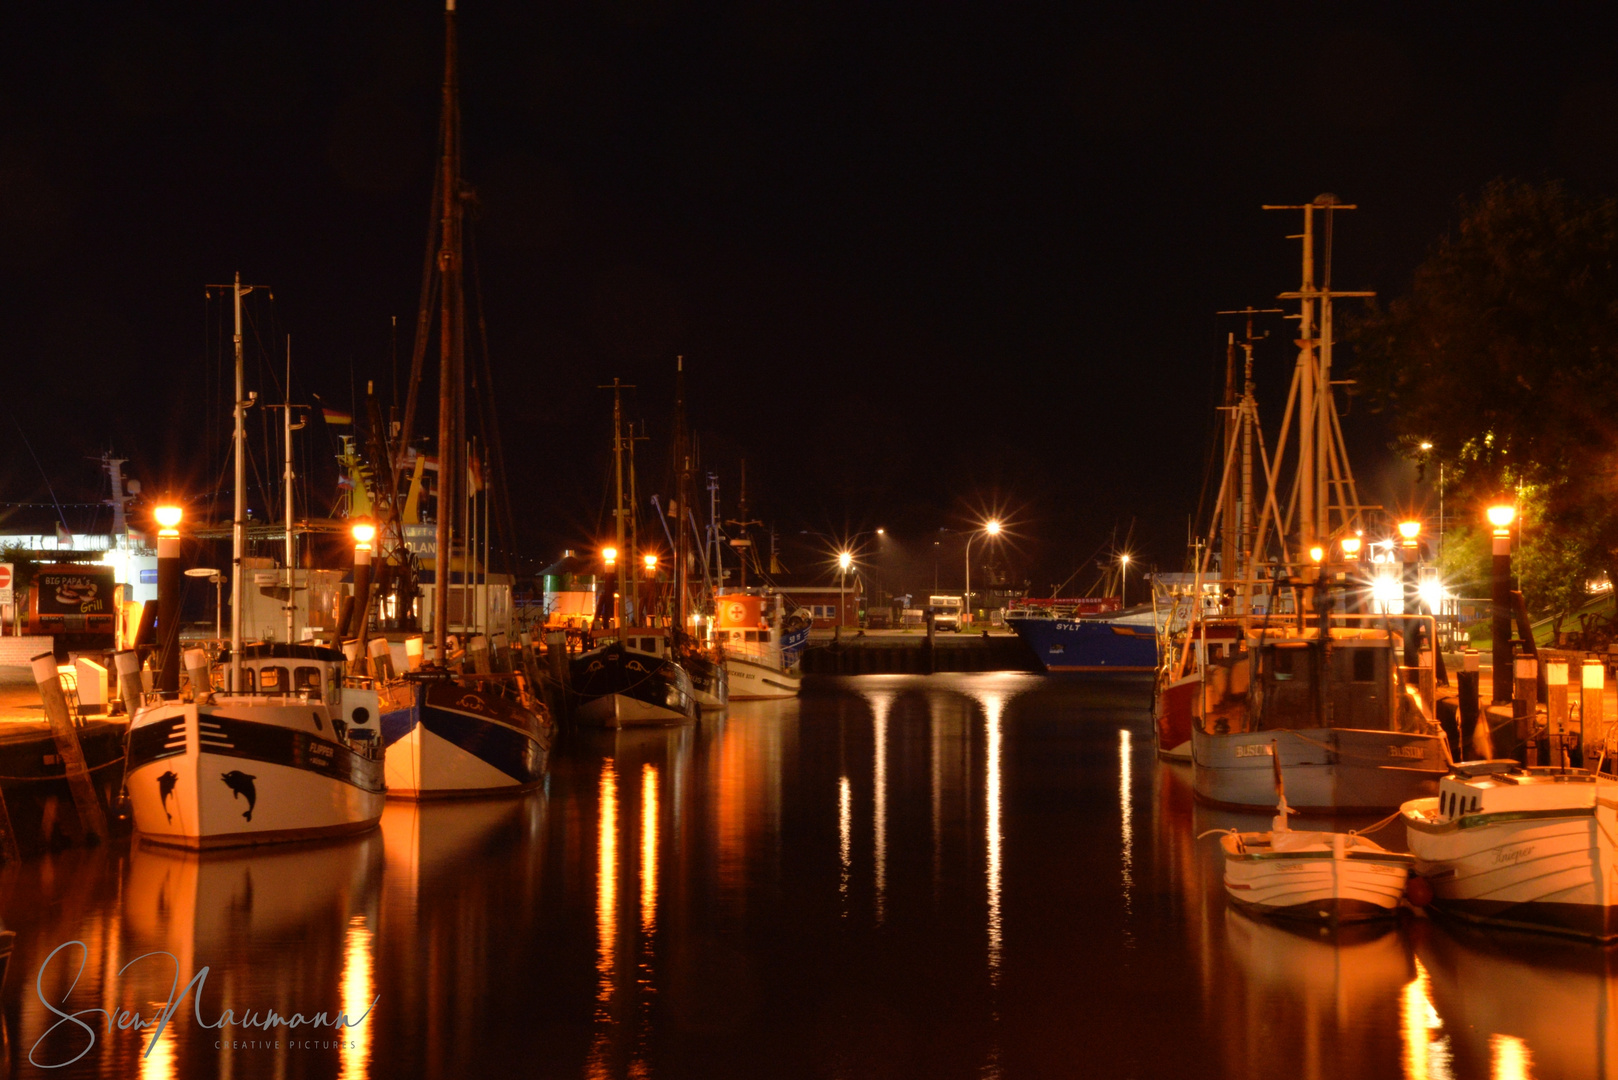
[1004,599,1158,674]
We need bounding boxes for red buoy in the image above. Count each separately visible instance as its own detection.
[1406,875,1434,908]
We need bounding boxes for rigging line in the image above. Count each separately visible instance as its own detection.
[396,99,448,493]
[7,410,70,533]
[467,225,518,577]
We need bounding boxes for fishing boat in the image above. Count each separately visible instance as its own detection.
[571,635,700,727]
[125,643,386,848]
[1401,760,1618,940]
[1003,597,1158,674]
[715,591,808,700]
[1213,744,1413,921]
[1159,200,1449,810]
[373,0,556,792]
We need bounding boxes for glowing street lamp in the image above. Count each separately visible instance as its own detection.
[155,504,184,694]
[1308,545,1325,564]
[643,552,658,574]
[965,521,1003,627]
[1340,535,1362,559]
[1119,551,1131,608]
[837,551,854,629]
[350,519,376,643]
[603,546,618,567]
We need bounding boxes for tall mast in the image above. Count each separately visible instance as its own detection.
[1220,332,1239,590]
[432,0,462,664]
[284,336,296,644]
[231,273,248,691]
[674,356,690,638]
[627,423,640,625]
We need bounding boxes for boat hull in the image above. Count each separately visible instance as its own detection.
[570,644,700,727]
[683,650,730,711]
[1221,832,1411,921]
[382,680,551,800]
[1005,615,1157,673]
[1192,725,1445,813]
[1403,796,1618,940]
[126,703,385,849]
[725,654,802,700]
[1155,673,1196,760]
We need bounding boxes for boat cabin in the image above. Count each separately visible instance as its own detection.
[222,642,345,703]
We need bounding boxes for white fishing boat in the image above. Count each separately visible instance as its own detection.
[1213,745,1413,921]
[715,591,808,701]
[125,644,386,848]
[1401,760,1618,940]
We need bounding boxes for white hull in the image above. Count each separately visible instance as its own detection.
[1193,725,1446,812]
[126,703,384,849]
[384,722,528,799]
[1220,830,1411,921]
[725,655,802,701]
[1403,774,1618,939]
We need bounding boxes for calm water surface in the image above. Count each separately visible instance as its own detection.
[2,674,1613,1079]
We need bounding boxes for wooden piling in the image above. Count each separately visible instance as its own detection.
[1545,657,1570,768]
[32,652,108,844]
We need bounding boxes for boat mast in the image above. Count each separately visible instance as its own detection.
[284,336,296,644]
[432,0,462,665]
[230,273,249,691]
[603,378,629,628]
[674,356,690,640]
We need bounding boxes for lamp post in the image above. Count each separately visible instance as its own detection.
[964,520,1002,629]
[350,519,376,647]
[838,550,853,628]
[1487,504,1516,704]
[1398,520,1422,672]
[603,546,619,629]
[1119,552,1131,609]
[154,504,183,695]
[643,552,658,627]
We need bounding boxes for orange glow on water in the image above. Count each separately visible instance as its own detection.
[1401,958,1454,1080]
[596,760,619,1003]
[1489,1035,1533,1080]
[338,914,374,1080]
[871,692,891,924]
[984,693,1003,981]
[640,764,659,936]
[838,775,852,915]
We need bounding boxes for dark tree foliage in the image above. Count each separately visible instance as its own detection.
[1350,180,1618,615]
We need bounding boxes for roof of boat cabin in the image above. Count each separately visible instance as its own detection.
[1253,627,1400,645]
[220,642,346,663]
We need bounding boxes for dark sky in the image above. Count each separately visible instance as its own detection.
[5,2,1618,596]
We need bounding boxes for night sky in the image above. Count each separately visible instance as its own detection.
[5,3,1617,597]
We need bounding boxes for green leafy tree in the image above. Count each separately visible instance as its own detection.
[1351,179,1618,617]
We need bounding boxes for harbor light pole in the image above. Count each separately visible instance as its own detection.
[964,520,1002,629]
[351,519,376,647]
[155,504,183,694]
[1488,504,1516,704]
[838,550,853,628]
[1119,552,1131,609]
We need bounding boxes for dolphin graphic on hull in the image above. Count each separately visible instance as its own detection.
[220,770,258,821]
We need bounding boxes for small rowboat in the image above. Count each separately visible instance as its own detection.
[1213,740,1414,922]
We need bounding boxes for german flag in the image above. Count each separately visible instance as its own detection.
[322,408,353,426]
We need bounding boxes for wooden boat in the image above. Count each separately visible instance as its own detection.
[380,671,552,799]
[1214,744,1413,921]
[1401,760,1618,940]
[571,636,700,728]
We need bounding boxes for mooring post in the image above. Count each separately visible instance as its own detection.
[1513,655,1539,764]
[32,652,108,844]
[1582,658,1605,770]
[113,649,142,716]
[1489,507,1515,704]
[1457,648,1480,759]
[1545,657,1569,768]
[469,634,492,675]
[183,648,212,702]
[368,637,395,681]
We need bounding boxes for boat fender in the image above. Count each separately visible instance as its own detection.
[1405,876,1433,908]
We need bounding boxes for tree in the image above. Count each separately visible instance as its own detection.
[1351,179,1618,616]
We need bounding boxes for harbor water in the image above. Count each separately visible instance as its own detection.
[3,674,1612,1079]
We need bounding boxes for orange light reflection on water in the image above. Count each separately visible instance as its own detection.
[338,914,374,1080]
[1401,958,1454,1080]
[983,693,1003,982]
[838,775,852,916]
[640,764,658,936]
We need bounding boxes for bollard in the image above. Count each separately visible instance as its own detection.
[183,648,212,702]
[405,635,424,671]
[1546,658,1569,768]
[32,652,108,843]
[1458,649,1481,758]
[1583,659,1605,770]
[546,631,567,684]
[114,649,143,716]
[368,637,395,681]
[468,635,492,675]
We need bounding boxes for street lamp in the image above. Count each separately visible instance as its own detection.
[602,545,619,627]
[837,551,853,628]
[1488,503,1516,703]
[350,518,376,644]
[1118,552,1131,609]
[154,504,183,694]
[964,520,1002,628]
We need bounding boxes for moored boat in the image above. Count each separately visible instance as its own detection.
[380,670,553,799]
[125,643,386,848]
[1401,760,1618,940]
[571,636,700,727]
[714,591,808,701]
[1214,745,1413,922]
[1005,597,1158,674]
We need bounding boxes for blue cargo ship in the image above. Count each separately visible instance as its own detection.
[1004,599,1158,673]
